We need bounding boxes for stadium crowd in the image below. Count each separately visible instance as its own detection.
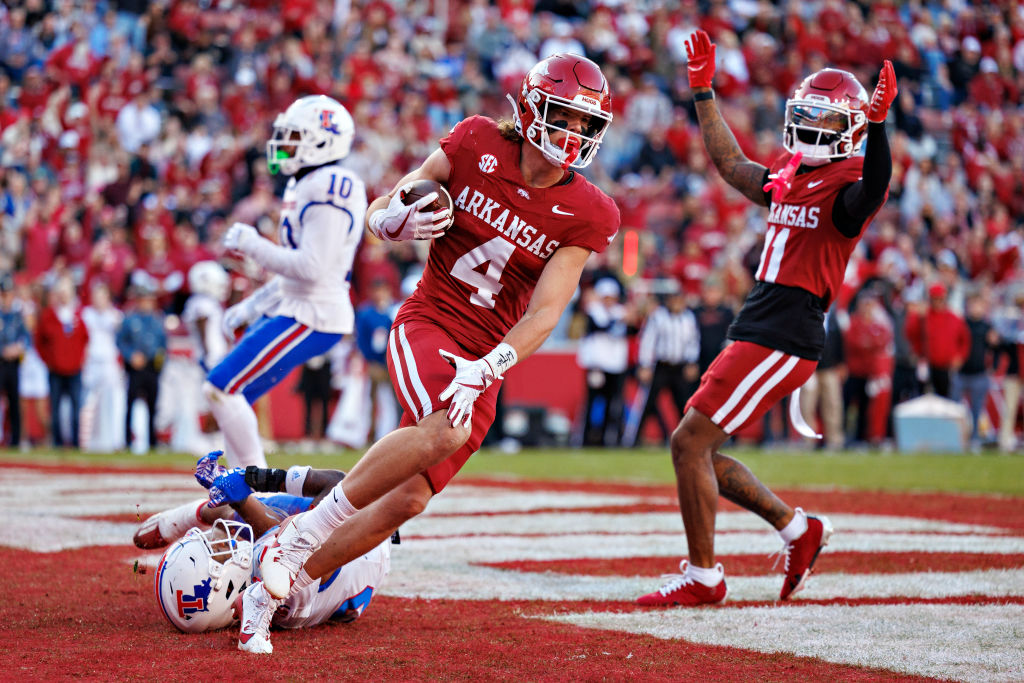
[0,0,1022,452]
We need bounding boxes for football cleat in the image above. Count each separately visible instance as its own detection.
[778,510,833,600]
[260,516,322,600]
[133,499,206,550]
[636,561,727,607]
[237,582,279,654]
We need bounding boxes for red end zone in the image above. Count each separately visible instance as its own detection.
[0,463,1021,681]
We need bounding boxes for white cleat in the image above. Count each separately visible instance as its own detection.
[237,582,279,654]
[260,517,322,600]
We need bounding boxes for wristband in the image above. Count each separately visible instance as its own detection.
[482,342,517,379]
[285,465,312,496]
[244,466,288,492]
[693,90,715,102]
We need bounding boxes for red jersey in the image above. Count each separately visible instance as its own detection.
[755,156,885,307]
[397,116,619,356]
[730,155,888,360]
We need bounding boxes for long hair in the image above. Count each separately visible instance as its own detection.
[497,118,523,143]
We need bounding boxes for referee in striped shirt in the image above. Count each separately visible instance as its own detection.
[626,287,700,447]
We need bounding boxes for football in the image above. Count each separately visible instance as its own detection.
[399,179,453,214]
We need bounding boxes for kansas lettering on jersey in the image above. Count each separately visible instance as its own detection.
[754,156,882,307]
[729,155,888,360]
[398,116,619,356]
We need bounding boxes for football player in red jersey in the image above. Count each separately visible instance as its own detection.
[244,53,620,635]
[637,30,898,607]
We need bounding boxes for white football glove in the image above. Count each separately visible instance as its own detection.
[222,299,257,337]
[368,185,452,241]
[438,350,496,428]
[223,222,259,252]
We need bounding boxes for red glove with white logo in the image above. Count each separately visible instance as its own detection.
[867,60,898,124]
[684,30,716,90]
[763,152,803,195]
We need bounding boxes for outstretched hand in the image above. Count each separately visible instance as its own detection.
[438,350,496,429]
[195,450,227,489]
[867,60,898,123]
[685,29,716,90]
[763,152,803,195]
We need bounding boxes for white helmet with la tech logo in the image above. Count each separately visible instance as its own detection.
[508,53,613,169]
[266,95,355,176]
[155,519,253,633]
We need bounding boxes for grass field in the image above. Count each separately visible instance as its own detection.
[3,445,1023,495]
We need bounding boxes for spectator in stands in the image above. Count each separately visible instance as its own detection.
[799,304,845,451]
[575,278,630,447]
[34,275,88,448]
[956,292,999,448]
[80,279,124,452]
[0,272,29,446]
[692,275,733,376]
[354,278,398,443]
[906,282,970,399]
[844,293,895,447]
[116,284,166,452]
[993,287,1024,452]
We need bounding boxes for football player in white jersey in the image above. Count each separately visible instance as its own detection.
[143,455,391,653]
[206,95,367,468]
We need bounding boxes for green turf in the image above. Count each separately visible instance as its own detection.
[1,446,1022,496]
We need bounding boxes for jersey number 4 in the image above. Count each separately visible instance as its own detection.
[756,226,789,283]
[451,237,515,309]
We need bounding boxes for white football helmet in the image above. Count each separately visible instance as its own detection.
[187,260,229,302]
[266,95,354,176]
[155,519,253,633]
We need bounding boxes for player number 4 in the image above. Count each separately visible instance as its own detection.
[450,237,515,308]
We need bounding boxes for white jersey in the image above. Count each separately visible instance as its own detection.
[242,163,367,334]
[181,293,227,369]
[252,528,390,629]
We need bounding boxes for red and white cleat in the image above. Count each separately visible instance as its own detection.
[636,561,728,607]
[237,582,279,654]
[133,500,206,550]
[778,509,833,600]
[260,515,322,600]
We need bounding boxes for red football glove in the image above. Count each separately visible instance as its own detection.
[867,60,898,124]
[685,29,716,90]
[763,152,803,195]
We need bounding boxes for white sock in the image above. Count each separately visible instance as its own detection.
[685,562,724,587]
[287,568,316,598]
[210,390,267,468]
[296,482,358,542]
[157,498,207,540]
[779,507,809,543]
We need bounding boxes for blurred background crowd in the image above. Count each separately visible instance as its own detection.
[0,0,1022,453]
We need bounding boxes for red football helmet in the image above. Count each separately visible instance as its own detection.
[508,53,613,169]
[783,68,869,166]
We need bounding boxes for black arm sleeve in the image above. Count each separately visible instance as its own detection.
[832,122,892,238]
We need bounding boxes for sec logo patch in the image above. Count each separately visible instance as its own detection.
[479,154,498,174]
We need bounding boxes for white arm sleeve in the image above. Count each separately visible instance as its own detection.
[241,204,351,282]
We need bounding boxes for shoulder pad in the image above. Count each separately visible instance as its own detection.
[293,165,367,211]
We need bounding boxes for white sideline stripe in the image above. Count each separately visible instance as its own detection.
[540,604,1024,683]
[397,323,432,420]
[723,355,800,433]
[402,511,1008,537]
[426,489,652,513]
[381,562,1024,602]
[387,531,1024,563]
[388,327,421,420]
[711,350,783,424]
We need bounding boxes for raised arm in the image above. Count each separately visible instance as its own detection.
[686,30,769,206]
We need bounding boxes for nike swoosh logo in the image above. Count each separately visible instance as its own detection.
[239,631,255,644]
[551,205,574,216]
[807,180,823,188]
[385,210,411,239]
